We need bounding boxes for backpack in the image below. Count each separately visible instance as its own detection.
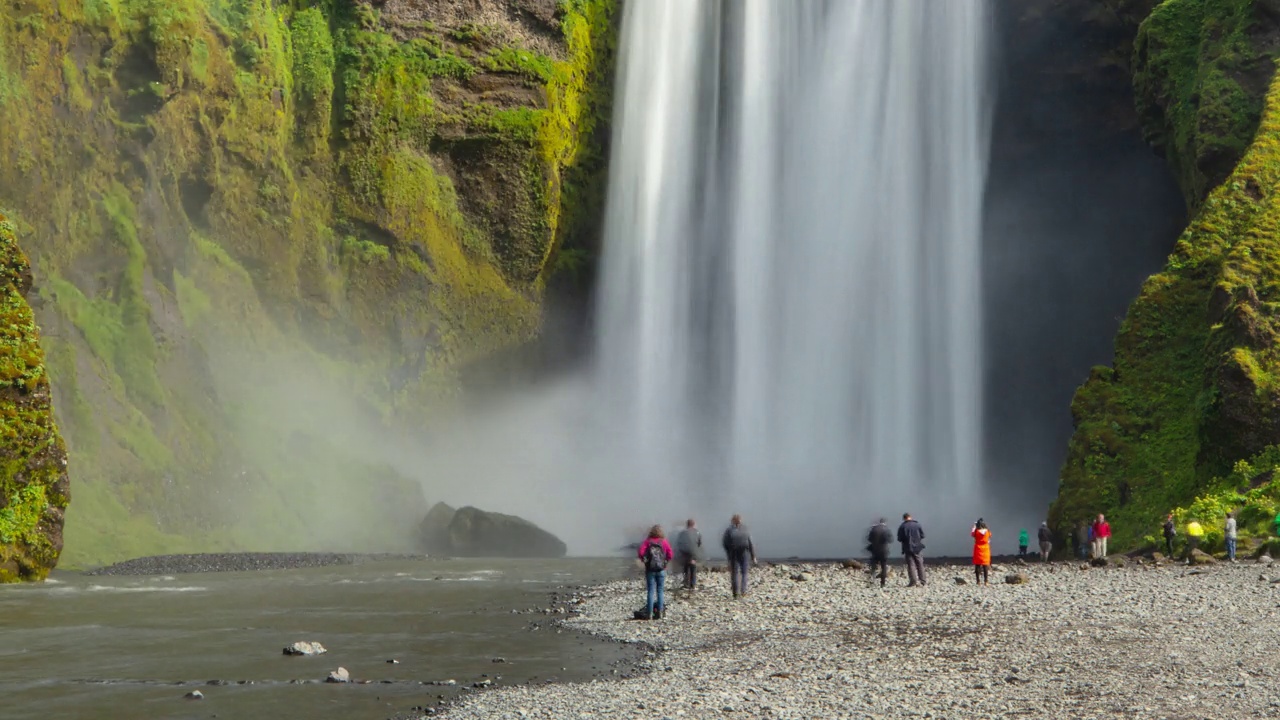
[727,527,751,553]
[644,540,668,572]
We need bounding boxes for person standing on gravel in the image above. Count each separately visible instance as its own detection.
[1092,514,1111,559]
[722,515,756,599]
[1185,518,1204,561]
[638,525,673,620]
[1075,522,1090,559]
[676,518,703,590]
[972,519,992,585]
[1018,528,1029,558]
[1225,512,1238,562]
[897,513,926,587]
[1162,514,1177,557]
[866,517,893,588]
[1037,521,1052,562]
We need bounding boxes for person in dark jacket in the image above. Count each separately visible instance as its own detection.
[896,513,926,587]
[721,514,756,598]
[1162,513,1177,557]
[1037,521,1053,562]
[1075,522,1090,559]
[866,518,893,588]
[675,518,703,590]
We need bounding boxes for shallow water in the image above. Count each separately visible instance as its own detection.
[0,558,637,720]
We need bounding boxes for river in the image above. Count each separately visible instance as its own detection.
[0,558,639,719]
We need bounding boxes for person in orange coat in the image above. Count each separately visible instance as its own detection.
[971,519,992,585]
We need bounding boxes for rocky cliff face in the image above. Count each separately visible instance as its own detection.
[0,213,70,582]
[1051,0,1280,550]
[0,0,615,568]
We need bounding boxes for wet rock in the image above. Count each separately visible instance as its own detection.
[184,690,204,700]
[326,667,350,683]
[284,641,327,656]
[1005,573,1029,585]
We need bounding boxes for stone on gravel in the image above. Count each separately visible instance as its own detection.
[1089,557,1108,567]
[1005,573,1029,585]
[1258,555,1273,565]
[840,559,865,570]
[284,641,327,656]
[1190,549,1217,565]
[790,572,813,582]
[954,576,967,585]
[326,667,350,683]
[1151,552,1167,564]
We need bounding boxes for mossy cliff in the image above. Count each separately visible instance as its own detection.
[1051,0,1280,550]
[0,0,617,571]
[0,213,70,582]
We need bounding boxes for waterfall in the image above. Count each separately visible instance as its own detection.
[593,0,992,552]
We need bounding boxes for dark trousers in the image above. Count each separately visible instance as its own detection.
[871,555,888,586]
[680,554,698,589]
[729,550,751,597]
[904,552,926,586]
[1164,535,1175,556]
[974,563,989,584]
[1187,536,1200,557]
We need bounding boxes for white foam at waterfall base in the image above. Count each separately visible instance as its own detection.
[415,0,996,557]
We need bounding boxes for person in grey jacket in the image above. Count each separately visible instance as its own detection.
[675,518,703,589]
[722,515,757,598]
[896,513,926,587]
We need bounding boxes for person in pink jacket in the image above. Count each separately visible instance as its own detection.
[1091,514,1111,559]
[638,526,674,620]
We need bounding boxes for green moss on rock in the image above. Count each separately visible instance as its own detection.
[1052,50,1280,550]
[0,212,70,582]
[1133,0,1280,209]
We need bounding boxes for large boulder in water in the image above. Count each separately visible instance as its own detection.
[419,504,566,558]
[418,502,457,553]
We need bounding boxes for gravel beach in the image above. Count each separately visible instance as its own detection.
[437,558,1280,719]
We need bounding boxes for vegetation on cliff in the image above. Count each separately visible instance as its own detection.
[0,0,617,568]
[1051,0,1280,551]
[0,212,70,582]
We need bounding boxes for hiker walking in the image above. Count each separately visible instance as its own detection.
[1162,513,1177,557]
[897,513,927,587]
[972,519,992,585]
[1091,514,1111,559]
[1225,512,1238,562]
[637,525,673,620]
[1037,521,1052,561]
[722,515,756,599]
[866,517,893,588]
[675,518,703,589]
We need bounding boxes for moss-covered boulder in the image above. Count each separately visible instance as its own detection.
[1051,0,1280,551]
[0,213,69,582]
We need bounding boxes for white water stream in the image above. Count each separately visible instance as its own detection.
[591,0,993,549]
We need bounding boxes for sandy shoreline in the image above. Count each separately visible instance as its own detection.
[435,558,1280,719]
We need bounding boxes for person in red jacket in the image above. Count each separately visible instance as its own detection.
[971,519,992,585]
[1091,514,1111,559]
[638,526,674,620]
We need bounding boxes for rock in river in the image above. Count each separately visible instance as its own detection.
[284,641,327,656]
[326,667,350,683]
[418,503,566,558]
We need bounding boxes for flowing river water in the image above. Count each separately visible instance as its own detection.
[0,558,639,720]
